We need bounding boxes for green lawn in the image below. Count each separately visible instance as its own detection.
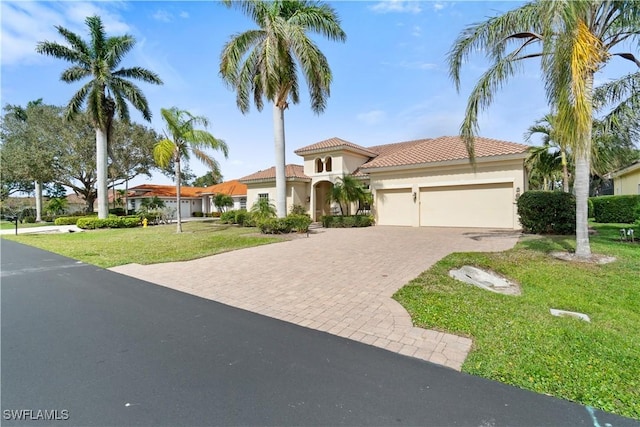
[0,220,54,230]
[2,221,282,268]
[394,223,639,419]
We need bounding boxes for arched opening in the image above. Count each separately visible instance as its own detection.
[325,156,332,172]
[315,158,324,173]
[314,180,333,221]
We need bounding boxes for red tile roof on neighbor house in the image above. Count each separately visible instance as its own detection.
[238,164,311,183]
[199,180,247,196]
[294,137,377,157]
[359,136,529,170]
[128,184,205,198]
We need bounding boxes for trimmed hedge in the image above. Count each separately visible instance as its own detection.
[321,215,374,228]
[76,216,141,229]
[258,218,292,234]
[590,195,640,224]
[517,191,575,234]
[54,216,87,225]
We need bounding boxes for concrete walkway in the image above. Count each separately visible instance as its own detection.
[111,226,520,370]
[0,224,83,235]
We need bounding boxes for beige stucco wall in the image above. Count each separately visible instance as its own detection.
[614,168,640,195]
[246,181,310,213]
[302,151,370,177]
[369,158,526,229]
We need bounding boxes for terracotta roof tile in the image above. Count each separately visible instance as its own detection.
[239,164,311,182]
[199,180,247,196]
[360,136,528,170]
[294,137,377,157]
[129,184,205,198]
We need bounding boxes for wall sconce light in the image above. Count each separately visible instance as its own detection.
[515,187,521,201]
[306,196,311,203]
[413,192,417,202]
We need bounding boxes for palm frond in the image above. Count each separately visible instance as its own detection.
[36,41,85,64]
[85,16,107,60]
[65,81,93,120]
[109,78,151,121]
[113,66,163,85]
[153,139,177,168]
[105,35,135,69]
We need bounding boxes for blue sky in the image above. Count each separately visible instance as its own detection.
[2,1,635,188]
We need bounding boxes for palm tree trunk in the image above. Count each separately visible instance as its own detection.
[175,155,183,233]
[273,104,286,218]
[561,150,570,193]
[574,73,594,259]
[96,127,109,219]
[34,181,43,222]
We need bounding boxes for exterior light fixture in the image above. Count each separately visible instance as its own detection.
[413,192,417,202]
[515,187,521,201]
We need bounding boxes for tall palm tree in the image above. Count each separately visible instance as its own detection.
[525,114,571,192]
[220,0,346,218]
[524,145,562,191]
[36,15,163,219]
[328,174,370,216]
[449,1,640,258]
[153,107,229,233]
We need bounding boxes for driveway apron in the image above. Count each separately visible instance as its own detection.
[110,226,520,370]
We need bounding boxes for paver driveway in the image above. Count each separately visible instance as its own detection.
[111,226,520,370]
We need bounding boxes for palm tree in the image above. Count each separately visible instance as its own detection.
[153,107,229,233]
[220,0,346,218]
[36,15,163,219]
[448,1,640,258]
[327,174,370,216]
[525,146,562,191]
[525,114,571,192]
[250,197,277,221]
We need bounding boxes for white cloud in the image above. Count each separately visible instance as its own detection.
[433,2,445,12]
[179,11,189,19]
[369,1,422,14]
[152,9,172,23]
[1,1,130,66]
[357,110,386,125]
[411,25,421,37]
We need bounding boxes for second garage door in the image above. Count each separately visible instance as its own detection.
[420,182,514,228]
[376,188,413,226]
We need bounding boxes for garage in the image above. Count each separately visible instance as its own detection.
[376,188,413,226]
[419,182,514,228]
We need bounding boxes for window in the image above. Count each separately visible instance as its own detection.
[240,198,247,209]
[258,193,269,200]
[325,156,332,172]
[315,158,324,173]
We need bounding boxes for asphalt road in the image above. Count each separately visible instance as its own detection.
[1,239,637,426]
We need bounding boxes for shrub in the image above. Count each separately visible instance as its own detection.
[258,218,292,234]
[290,204,308,215]
[219,210,237,224]
[234,209,249,226]
[588,198,594,219]
[138,211,161,224]
[321,215,374,228]
[55,216,83,225]
[109,208,126,216]
[192,211,204,217]
[22,216,36,224]
[590,195,640,224]
[76,216,140,229]
[517,191,576,234]
[286,214,312,233]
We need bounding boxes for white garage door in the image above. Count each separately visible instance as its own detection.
[420,183,514,228]
[376,188,413,226]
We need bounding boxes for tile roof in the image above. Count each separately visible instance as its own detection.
[199,180,247,196]
[360,136,529,170]
[294,137,377,157]
[129,184,205,198]
[239,164,311,182]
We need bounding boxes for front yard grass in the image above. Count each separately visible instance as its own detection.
[0,220,53,230]
[394,223,639,420]
[2,221,281,268]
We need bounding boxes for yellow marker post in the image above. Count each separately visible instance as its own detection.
[143,218,148,228]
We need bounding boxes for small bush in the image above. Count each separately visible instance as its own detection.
[219,210,237,224]
[138,212,161,224]
[109,208,126,216]
[322,215,374,228]
[22,216,36,224]
[77,217,140,229]
[234,209,249,226]
[591,195,640,224]
[290,204,308,215]
[55,216,83,225]
[258,218,292,234]
[192,211,204,217]
[286,214,312,233]
[517,191,575,234]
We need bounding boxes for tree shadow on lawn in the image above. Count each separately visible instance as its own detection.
[518,233,575,253]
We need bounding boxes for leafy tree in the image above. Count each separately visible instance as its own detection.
[139,196,165,211]
[45,197,68,216]
[327,174,371,216]
[45,183,68,199]
[250,197,277,221]
[36,15,163,219]
[193,169,223,187]
[448,1,640,258]
[153,107,228,232]
[213,193,234,212]
[220,0,346,217]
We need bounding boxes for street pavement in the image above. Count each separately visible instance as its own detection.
[1,240,637,426]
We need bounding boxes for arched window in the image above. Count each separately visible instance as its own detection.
[325,156,332,172]
[315,158,324,173]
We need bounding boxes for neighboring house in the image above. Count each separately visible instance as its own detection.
[199,180,248,212]
[127,184,207,218]
[239,136,529,229]
[611,161,640,195]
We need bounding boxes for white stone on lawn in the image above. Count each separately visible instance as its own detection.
[449,266,521,296]
[550,309,590,322]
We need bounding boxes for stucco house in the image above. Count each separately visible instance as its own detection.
[239,136,530,229]
[611,161,640,195]
[198,180,248,212]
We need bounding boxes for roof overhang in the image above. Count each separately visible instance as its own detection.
[295,145,377,158]
[611,161,640,178]
[240,177,312,184]
[360,152,527,174]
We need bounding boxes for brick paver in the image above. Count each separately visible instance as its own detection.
[110,226,519,370]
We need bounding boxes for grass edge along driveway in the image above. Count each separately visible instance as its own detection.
[394,223,639,420]
[1,221,281,268]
